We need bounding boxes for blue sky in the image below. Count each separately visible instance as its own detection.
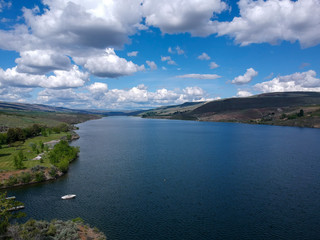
[0,0,320,109]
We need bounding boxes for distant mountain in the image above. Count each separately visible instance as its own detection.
[140,92,320,128]
[0,101,103,129]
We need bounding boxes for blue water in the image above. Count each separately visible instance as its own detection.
[6,117,320,239]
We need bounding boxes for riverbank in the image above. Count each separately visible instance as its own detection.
[3,218,106,240]
[0,132,80,190]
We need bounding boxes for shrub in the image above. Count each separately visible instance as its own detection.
[31,165,46,173]
[49,167,58,177]
[72,217,84,223]
[7,176,18,186]
[34,171,45,182]
[19,172,32,184]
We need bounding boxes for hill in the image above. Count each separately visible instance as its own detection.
[140,92,320,128]
[0,101,103,129]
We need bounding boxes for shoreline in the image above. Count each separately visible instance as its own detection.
[0,132,80,190]
[141,115,320,129]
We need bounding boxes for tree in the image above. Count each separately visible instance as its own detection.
[0,192,25,235]
[6,129,17,144]
[298,109,304,117]
[13,150,25,169]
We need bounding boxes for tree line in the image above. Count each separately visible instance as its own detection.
[0,123,70,145]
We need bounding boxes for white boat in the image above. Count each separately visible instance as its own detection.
[6,196,16,200]
[61,194,76,200]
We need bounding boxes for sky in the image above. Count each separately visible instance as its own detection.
[0,0,319,110]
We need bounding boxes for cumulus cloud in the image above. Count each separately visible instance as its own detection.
[15,50,72,74]
[142,0,227,36]
[0,0,11,12]
[77,48,145,78]
[231,68,258,84]
[161,56,176,65]
[215,0,320,48]
[37,84,211,109]
[176,74,221,79]
[176,46,184,55]
[127,51,138,57]
[209,62,219,69]
[197,53,210,60]
[146,60,157,70]
[254,70,320,93]
[22,0,143,50]
[0,65,88,89]
[168,46,185,55]
[236,90,253,97]
[0,86,32,102]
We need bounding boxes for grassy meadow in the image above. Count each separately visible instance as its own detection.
[0,133,67,171]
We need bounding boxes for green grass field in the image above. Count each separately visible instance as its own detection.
[0,133,67,171]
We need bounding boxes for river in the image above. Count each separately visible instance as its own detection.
[8,117,320,239]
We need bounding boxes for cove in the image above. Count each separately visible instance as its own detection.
[7,116,320,240]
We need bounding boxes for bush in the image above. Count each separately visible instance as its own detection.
[72,217,84,223]
[31,165,46,173]
[49,167,58,177]
[18,172,32,184]
[6,176,18,186]
[34,171,45,182]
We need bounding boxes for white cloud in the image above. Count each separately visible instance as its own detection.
[22,0,143,50]
[254,70,320,93]
[215,0,320,48]
[142,0,227,36]
[0,65,88,89]
[0,86,32,102]
[231,68,258,84]
[209,62,219,69]
[236,90,253,97]
[15,50,72,74]
[79,48,145,78]
[0,0,11,13]
[197,53,210,60]
[167,60,177,65]
[37,84,212,109]
[88,82,108,93]
[146,60,157,70]
[161,56,176,65]
[176,74,221,79]
[168,46,184,55]
[176,46,184,55]
[127,51,138,57]
[161,56,171,61]
[46,65,89,88]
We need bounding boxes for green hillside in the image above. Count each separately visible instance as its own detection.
[140,92,320,128]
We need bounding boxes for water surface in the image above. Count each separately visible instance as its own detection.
[8,117,320,239]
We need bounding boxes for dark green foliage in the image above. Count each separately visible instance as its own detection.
[5,123,72,145]
[67,134,72,141]
[18,172,32,184]
[31,165,46,172]
[16,219,79,240]
[13,154,24,170]
[49,166,58,178]
[280,113,287,119]
[39,140,44,152]
[6,128,17,144]
[6,176,18,186]
[0,192,25,235]
[0,133,7,144]
[298,109,304,117]
[30,142,37,152]
[18,150,26,162]
[72,217,84,223]
[49,140,79,172]
[34,171,45,182]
